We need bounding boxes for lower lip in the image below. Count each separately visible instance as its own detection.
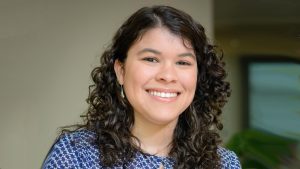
[147,92,179,102]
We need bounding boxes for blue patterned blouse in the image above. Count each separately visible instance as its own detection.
[42,130,241,169]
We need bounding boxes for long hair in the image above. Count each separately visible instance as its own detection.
[78,6,230,168]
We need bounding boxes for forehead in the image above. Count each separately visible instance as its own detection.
[129,27,194,53]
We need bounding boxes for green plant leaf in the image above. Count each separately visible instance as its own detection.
[225,129,297,169]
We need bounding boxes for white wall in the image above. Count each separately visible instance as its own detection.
[0,1,213,168]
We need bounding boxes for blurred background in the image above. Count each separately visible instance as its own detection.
[0,0,299,168]
[215,0,300,168]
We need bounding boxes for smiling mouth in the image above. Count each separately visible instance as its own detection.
[147,90,180,98]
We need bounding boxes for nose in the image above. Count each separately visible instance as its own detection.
[155,62,178,83]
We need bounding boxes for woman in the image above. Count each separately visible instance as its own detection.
[43,5,241,169]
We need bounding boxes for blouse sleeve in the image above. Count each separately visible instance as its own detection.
[226,150,241,169]
[218,147,242,169]
[42,134,80,169]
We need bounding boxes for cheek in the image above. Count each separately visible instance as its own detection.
[124,64,155,86]
[180,70,197,91]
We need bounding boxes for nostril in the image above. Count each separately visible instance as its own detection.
[156,69,178,83]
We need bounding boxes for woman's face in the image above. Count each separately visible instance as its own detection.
[114,27,197,127]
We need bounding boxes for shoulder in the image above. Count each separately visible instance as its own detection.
[42,129,100,169]
[217,147,241,169]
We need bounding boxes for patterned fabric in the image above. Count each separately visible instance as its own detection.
[42,130,241,169]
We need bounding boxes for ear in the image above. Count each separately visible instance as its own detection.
[114,59,125,85]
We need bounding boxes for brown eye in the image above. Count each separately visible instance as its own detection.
[176,61,191,66]
[142,57,158,63]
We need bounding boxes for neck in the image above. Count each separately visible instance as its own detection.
[131,117,178,157]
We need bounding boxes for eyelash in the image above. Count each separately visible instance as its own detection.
[142,57,158,63]
[176,61,191,66]
[142,57,192,66]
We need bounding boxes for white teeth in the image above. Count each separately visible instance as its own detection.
[149,91,177,98]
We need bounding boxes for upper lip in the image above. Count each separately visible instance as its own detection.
[146,88,181,94]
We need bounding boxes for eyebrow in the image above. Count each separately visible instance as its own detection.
[137,48,195,59]
[137,48,161,55]
[178,52,195,59]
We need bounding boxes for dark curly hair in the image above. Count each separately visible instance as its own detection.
[75,5,230,169]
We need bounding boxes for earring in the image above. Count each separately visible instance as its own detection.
[121,85,125,98]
